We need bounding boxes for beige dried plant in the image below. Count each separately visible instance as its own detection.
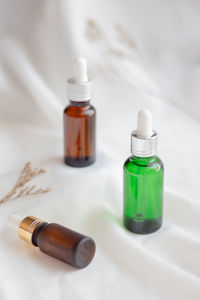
[0,162,51,204]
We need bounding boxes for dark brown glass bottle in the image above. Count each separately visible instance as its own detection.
[64,56,96,167]
[18,216,96,269]
[64,100,96,167]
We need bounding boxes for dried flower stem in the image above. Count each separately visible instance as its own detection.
[0,162,51,204]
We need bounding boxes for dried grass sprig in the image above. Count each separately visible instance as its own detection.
[0,162,51,204]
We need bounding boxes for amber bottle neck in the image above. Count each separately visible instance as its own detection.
[69,100,90,107]
[32,222,48,247]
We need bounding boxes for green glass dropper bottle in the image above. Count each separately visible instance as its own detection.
[123,109,164,234]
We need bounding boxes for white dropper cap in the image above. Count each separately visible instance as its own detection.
[68,56,92,102]
[131,109,157,157]
[8,215,22,234]
[72,57,88,82]
[136,109,153,138]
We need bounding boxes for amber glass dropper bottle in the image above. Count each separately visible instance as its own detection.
[9,215,96,269]
[64,57,96,167]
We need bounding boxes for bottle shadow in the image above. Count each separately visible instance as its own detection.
[1,228,78,273]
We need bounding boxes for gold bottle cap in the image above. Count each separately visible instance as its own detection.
[18,216,45,246]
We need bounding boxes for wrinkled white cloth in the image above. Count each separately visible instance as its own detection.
[0,1,200,299]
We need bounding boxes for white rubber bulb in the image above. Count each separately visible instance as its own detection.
[72,57,88,82]
[136,109,153,138]
[8,215,22,233]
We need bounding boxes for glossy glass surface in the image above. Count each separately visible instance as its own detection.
[123,156,164,234]
[33,223,96,268]
[64,101,96,167]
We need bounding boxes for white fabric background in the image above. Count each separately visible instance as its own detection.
[0,0,200,299]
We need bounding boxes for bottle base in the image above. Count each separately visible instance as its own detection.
[74,237,96,269]
[64,156,95,167]
[124,217,162,234]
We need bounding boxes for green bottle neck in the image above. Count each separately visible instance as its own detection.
[130,155,157,165]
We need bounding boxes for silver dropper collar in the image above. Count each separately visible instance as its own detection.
[67,78,92,102]
[131,130,157,157]
[67,57,92,102]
